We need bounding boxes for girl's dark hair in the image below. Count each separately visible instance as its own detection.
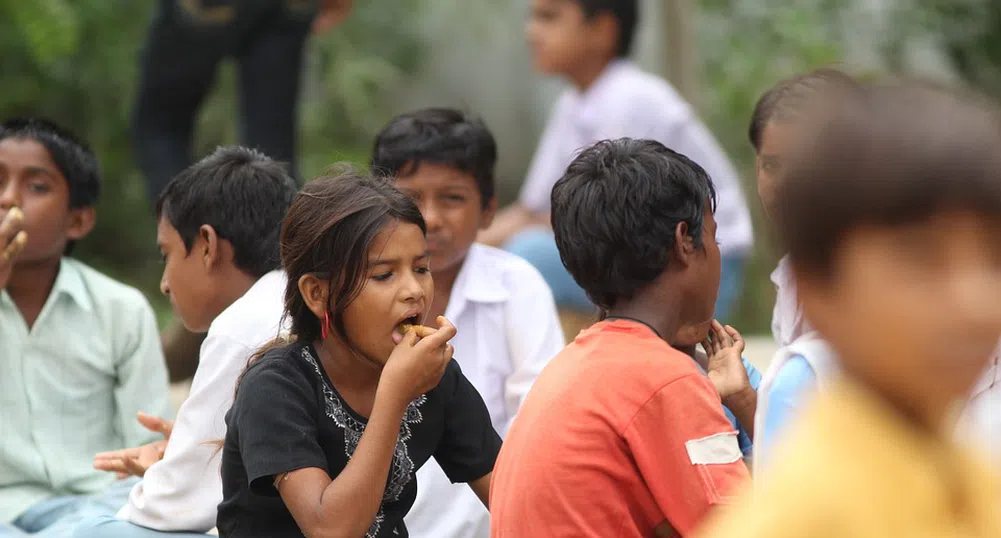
[280,166,426,344]
[748,68,858,151]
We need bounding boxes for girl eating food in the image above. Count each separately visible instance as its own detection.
[216,169,501,538]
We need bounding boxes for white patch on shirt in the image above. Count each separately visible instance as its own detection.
[685,432,742,465]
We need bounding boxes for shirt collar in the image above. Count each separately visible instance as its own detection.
[571,59,633,131]
[0,258,92,312]
[52,258,93,312]
[447,244,510,321]
[770,254,793,288]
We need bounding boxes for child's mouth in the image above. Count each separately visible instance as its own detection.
[392,315,421,345]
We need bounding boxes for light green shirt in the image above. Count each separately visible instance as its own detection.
[0,258,170,523]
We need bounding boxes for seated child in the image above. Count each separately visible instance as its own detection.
[480,0,753,320]
[696,81,1001,537]
[370,107,564,538]
[746,69,859,470]
[489,138,749,538]
[72,146,298,537]
[216,171,501,538]
[0,118,170,534]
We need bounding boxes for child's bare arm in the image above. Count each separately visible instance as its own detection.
[277,391,408,538]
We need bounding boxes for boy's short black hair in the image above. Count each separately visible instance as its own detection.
[156,146,298,278]
[576,0,638,58]
[0,117,101,209]
[748,68,858,151]
[551,138,716,312]
[776,82,1001,280]
[370,108,497,207]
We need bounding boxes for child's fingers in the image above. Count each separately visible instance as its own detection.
[724,325,745,352]
[93,457,130,474]
[123,456,147,478]
[420,316,457,348]
[712,320,733,348]
[137,412,172,437]
[411,325,437,338]
[1,231,27,262]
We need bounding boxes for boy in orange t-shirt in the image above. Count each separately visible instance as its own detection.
[489,138,750,537]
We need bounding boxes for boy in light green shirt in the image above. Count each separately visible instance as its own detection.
[0,118,170,535]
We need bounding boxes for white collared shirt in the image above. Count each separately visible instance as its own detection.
[119,271,287,532]
[404,244,565,538]
[960,353,1001,472]
[518,59,754,256]
[770,255,812,347]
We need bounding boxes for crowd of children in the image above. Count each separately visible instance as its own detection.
[3,0,1001,537]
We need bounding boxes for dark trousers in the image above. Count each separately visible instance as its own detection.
[133,0,316,204]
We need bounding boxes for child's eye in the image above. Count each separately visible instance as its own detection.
[415,266,431,275]
[444,194,466,203]
[372,272,393,282]
[29,182,50,193]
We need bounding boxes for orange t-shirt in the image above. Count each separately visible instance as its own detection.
[489,319,749,537]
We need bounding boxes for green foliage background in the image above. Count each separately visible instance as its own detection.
[2,0,996,332]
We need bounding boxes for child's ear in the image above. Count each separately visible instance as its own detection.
[199,224,221,269]
[65,207,96,242]
[298,274,330,320]
[673,221,696,266]
[479,196,499,230]
[587,11,620,57]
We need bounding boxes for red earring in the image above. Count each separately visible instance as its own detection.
[321,311,331,339]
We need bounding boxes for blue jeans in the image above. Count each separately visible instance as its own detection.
[505,228,746,322]
[72,516,209,538]
[0,478,137,537]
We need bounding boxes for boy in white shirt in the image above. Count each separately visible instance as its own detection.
[73,146,297,537]
[480,0,753,320]
[371,107,565,538]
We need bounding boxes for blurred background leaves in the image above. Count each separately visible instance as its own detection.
[2,0,998,332]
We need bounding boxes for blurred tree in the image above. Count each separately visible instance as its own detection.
[0,0,426,305]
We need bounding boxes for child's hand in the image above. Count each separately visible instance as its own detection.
[381,316,456,404]
[93,412,174,478]
[0,207,27,289]
[704,320,751,401]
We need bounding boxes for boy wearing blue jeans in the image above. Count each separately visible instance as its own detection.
[0,118,170,536]
[480,0,753,320]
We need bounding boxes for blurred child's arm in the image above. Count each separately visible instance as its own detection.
[115,296,172,448]
[501,262,565,434]
[477,204,546,247]
[757,357,817,467]
[625,374,749,535]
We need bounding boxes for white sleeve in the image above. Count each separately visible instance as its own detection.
[519,94,572,214]
[654,116,754,254]
[120,334,250,532]
[501,262,565,435]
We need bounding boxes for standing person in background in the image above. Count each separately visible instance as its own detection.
[479,0,753,322]
[136,0,353,382]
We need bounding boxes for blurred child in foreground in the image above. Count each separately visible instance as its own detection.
[696,82,1001,537]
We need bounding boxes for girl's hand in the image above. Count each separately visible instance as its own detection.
[381,316,456,404]
[703,320,751,401]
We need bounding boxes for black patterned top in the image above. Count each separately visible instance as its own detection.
[217,340,501,537]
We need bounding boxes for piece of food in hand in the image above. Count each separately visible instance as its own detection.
[398,322,436,338]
